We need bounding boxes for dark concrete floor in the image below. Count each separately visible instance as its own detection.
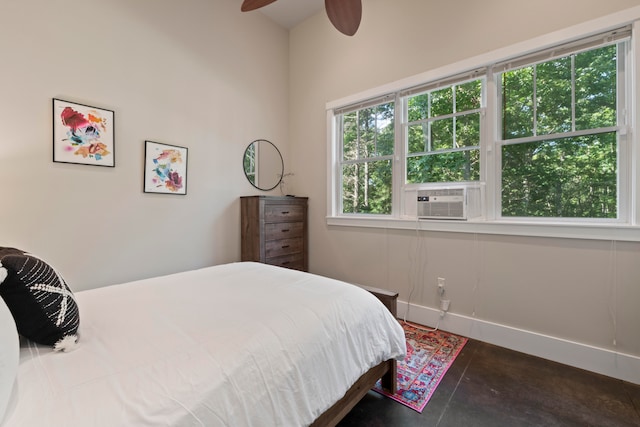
[338,338,640,427]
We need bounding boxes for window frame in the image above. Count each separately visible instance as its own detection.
[338,99,396,216]
[404,76,485,186]
[326,14,640,242]
[494,39,630,223]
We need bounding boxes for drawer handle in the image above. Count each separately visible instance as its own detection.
[281,229,290,232]
[282,245,290,249]
[281,211,290,214]
[281,261,291,265]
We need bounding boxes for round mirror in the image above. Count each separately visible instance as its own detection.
[243,139,284,191]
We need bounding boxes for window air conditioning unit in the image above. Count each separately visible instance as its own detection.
[417,188,468,220]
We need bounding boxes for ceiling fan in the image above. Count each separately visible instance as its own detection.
[241,0,362,36]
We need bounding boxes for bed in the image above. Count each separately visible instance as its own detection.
[0,260,406,426]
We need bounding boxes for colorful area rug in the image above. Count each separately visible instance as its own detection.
[372,322,468,413]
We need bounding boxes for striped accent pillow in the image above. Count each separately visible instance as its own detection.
[0,248,79,351]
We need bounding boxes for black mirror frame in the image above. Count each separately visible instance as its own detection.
[242,139,284,191]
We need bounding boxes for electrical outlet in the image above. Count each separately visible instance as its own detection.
[437,277,445,295]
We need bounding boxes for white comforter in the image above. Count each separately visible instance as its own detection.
[2,262,406,427]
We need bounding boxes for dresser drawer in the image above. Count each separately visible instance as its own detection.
[265,253,305,271]
[265,222,304,240]
[264,204,305,222]
[265,237,304,258]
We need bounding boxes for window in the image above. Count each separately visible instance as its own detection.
[405,78,483,184]
[499,44,621,219]
[330,27,633,228]
[339,100,395,215]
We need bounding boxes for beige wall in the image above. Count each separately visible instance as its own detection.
[2,0,638,381]
[288,0,640,372]
[0,0,289,289]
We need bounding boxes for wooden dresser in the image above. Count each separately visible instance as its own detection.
[240,196,308,271]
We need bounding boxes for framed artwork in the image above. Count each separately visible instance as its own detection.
[52,98,115,167]
[144,141,188,195]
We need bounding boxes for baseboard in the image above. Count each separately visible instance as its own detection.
[398,300,640,386]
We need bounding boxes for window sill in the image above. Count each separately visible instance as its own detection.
[326,216,640,242]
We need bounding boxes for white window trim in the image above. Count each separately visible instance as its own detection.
[326,6,640,242]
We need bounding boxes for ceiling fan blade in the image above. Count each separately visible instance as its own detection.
[325,0,362,36]
[241,0,278,12]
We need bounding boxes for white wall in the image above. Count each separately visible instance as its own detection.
[0,0,289,290]
[289,0,640,382]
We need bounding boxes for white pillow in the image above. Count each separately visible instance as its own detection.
[0,297,19,424]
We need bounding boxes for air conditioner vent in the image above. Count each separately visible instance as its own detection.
[417,188,466,220]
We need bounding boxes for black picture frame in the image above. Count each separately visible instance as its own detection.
[143,141,188,195]
[52,98,115,167]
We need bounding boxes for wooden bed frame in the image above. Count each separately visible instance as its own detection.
[310,285,399,427]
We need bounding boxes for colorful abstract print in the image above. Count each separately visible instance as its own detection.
[59,107,110,161]
[151,149,184,192]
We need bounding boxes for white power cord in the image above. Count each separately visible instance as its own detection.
[403,218,440,332]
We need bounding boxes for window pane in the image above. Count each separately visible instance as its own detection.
[502,67,534,139]
[455,113,480,148]
[376,104,395,156]
[501,132,617,218]
[342,160,392,214]
[575,45,616,130]
[408,93,428,122]
[358,106,377,158]
[342,112,357,161]
[352,103,395,158]
[536,57,572,134]
[431,87,453,117]
[456,80,482,112]
[407,150,480,183]
[342,103,394,161]
[431,117,453,150]
[408,123,427,154]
